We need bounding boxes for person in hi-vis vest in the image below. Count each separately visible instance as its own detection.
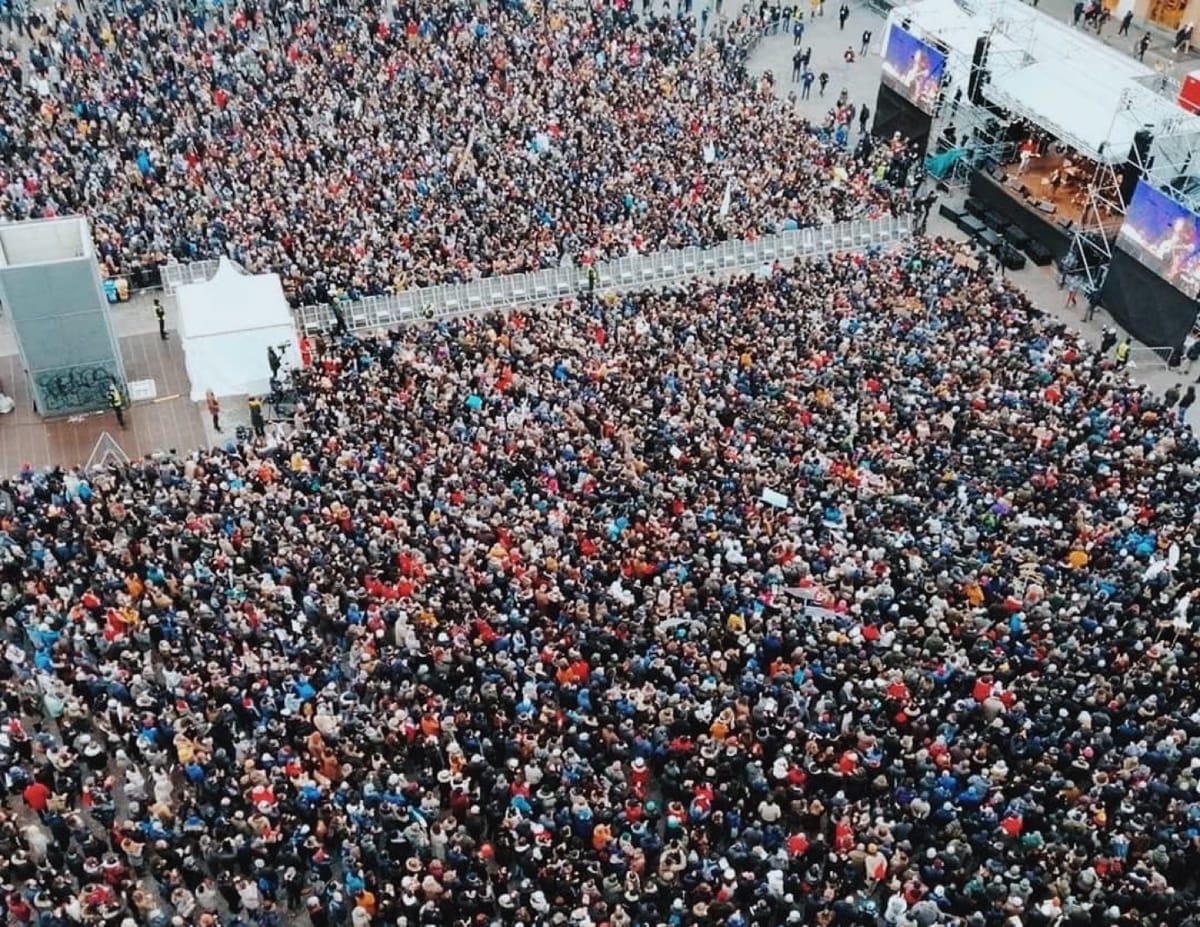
[108,384,126,428]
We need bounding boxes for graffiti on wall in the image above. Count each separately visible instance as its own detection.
[35,364,119,415]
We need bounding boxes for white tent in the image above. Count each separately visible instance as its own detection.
[176,258,298,401]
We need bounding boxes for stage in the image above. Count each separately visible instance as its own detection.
[1003,152,1111,230]
[967,166,1123,261]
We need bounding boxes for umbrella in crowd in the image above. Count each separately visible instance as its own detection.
[0,237,1198,927]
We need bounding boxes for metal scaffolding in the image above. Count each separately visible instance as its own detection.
[903,0,1039,191]
[1071,80,1200,291]
[951,1,1036,177]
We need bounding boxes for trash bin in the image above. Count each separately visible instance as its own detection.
[136,266,159,290]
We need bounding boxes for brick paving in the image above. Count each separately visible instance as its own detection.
[0,332,207,473]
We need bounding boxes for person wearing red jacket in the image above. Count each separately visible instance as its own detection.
[22,780,50,815]
[629,757,650,800]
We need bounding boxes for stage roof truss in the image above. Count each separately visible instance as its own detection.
[1130,72,1200,134]
[897,0,1035,185]
[1121,79,1200,212]
[1100,87,1200,202]
[897,0,1197,166]
[1067,84,1200,292]
[983,87,1111,164]
[980,7,1038,76]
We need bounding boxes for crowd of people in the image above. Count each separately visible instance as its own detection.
[1,237,1199,927]
[0,0,913,305]
[1,2,1198,927]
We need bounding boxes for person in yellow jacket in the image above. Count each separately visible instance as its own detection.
[1115,337,1131,367]
[108,384,126,428]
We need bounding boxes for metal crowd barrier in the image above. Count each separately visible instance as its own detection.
[291,215,913,334]
[159,259,226,294]
[1128,345,1176,370]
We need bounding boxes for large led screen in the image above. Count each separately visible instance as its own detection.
[880,24,945,115]
[1117,179,1200,299]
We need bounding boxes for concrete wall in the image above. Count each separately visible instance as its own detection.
[0,220,126,416]
[0,217,90,266]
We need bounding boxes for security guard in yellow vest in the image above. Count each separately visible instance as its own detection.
[1115,337,1131,367]
[108,384,126,428]
[248,396,266,439]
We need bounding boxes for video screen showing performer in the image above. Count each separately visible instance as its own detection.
[880,24,946,115]
[1117,180,1200,299]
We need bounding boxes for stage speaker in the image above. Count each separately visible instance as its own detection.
[968,35,991,105]
[1119,129,1154,205]
[978,228,1003,250]
[958,214,986,237]
[999,245,1027,271]
[982,210,1007,231]
[1004,225,1031,249]
[1025,240,1055,266]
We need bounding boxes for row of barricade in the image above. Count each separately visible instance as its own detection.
[157,215,913,332]
[288,215,914,334]
[159,259,226,294]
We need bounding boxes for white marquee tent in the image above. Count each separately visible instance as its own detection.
[176,258,298,401]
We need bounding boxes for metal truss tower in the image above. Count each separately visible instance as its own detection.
[923,0,1039,191]
[1071,79,1200,291]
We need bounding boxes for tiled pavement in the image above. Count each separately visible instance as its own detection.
[0,332,206,474]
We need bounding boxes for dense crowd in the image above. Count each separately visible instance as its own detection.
[1,239,1199,927]
[0,0,912,304]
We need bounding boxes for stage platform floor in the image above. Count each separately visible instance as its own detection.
[0,329,208,474]
[1001,153,1124,235]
